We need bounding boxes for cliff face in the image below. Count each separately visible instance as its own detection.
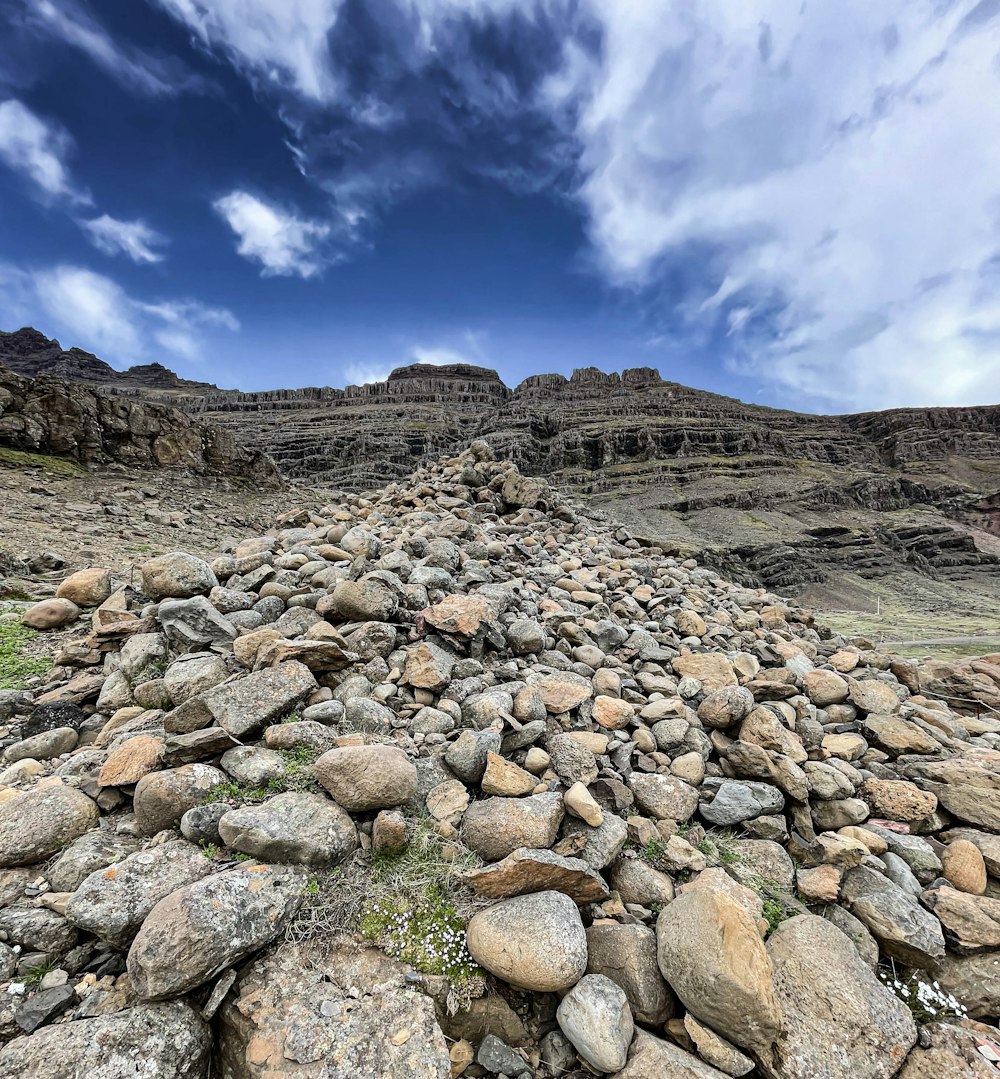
[0,363,280,485]
[3,326,999,606]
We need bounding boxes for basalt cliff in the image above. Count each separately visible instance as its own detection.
[2,327,998,630]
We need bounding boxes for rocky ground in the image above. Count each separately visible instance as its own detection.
[0,446,999,1076]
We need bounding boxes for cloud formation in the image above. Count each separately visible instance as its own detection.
[81,215,168,264]
[0,99,88,203]
[0,262,237,366]
[213,190,333,278]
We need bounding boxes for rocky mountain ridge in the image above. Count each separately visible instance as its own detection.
[0,448,999,1076]
[2,327,998,629]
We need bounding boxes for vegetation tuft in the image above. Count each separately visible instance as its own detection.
[0,618,52,689]
[208,745,322,804]
[0,446,86,477]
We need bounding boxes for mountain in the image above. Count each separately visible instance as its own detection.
[3,325,999,637]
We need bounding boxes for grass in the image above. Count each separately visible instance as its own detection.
[285,818,487,1013]
[695,830,743,867]
[23,961,56,988]
[0,618,52,690]
[208,746,322,804]
[0,446,86,477]
[749,876,800,934]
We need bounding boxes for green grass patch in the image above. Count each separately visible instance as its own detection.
[0,619,52,690]
[0,446,86,477]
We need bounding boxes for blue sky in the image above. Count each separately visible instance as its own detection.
[1,1,999,411]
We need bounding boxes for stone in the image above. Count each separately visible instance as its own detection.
[698,686,755,728]
[46,829,141,892]
[202,661,317,740]
[655,888,781,1057]
[425,780,470,824]
[898,1021,1000,1079]
[3,726,77,763]
[933,952,1000,1020]
[220,745,287,787]
[163,653,228,705]
[325,577,398,622]
[461,792,564,862]
[765,914,916,1079]
[218,792,358,866]
[861,779,937,823]
[557,974,634,1073]
[444,729,500,784]
[614,1030,733,1079]
[547,733,599,785]
[141,552,218,599]
[609,857,676,907]
[628,773,699,821]
[22,598,79,629]
[21,701,85,738]
[313,745,417,811]
[796,864,842,902]
[507,618,546,655]
[0,1001,211,1078]
[701,780,785,825]
[672,654,737,689]
[127,863,307,1000]
[0,782,98,867]
[466,890,587,992]
[65,839,215,946]
[593,695,635,730]
[586,923,675,1026]
[849,679,902,714]
[562,810,629,869]
[403,640,455,692]
[565,781,603,826]
[532,671,593,713]
[466,847,609,904]
[922,886,1000,953]
[133,763,227,836]
[476,1035,526,1078]
[811,797,869,831]
[481,752,536,797]
[98,734,164,786]
[683,1015,754,1077]
[56,566,112,606]
[863,714,938,756]
[843,867,946,968]
[802,669,849,707]
[941,839,988,895]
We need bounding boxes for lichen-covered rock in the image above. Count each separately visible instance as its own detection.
[312,745,417,812]
[218,792,358,866]
[127,863,307,1000]
[0,1001,211,1079]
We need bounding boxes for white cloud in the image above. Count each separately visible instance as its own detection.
[26,0,201,97]
[342,361,391,386]
[155,0,343,101]
[0,99,88,203]
[213,190,332,278]
[0,263,238,366]
[410,346,472,366]
[547,0,1000,409]
[81,214,168,264]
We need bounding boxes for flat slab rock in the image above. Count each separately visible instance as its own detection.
[466,847,610,903]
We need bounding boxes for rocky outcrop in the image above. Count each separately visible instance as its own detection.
[0,363,279,485]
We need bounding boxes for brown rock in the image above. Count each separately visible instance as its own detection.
[941,839,988,895]
[98,735,164,787]
[481,753,536,797]
[56,567,112,607]
[586,923,675,1026]
[313,746,417,812]
[22,598,80,630]
[672,654,737,690]
[861,779,937,823]
[466,848,610,904]
[802,669,849,707]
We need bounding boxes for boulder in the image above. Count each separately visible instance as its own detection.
[466,847,609,904]
[557,974,634,1073]
[133,764,227,836]
[586,922,675,1026]
[0,782,98,866]
[313,746,417,812]
[202,662,317,740]
[141,552,218,599]
[461,792,564,862]
[218,792,358,866]
[466,890,587,992]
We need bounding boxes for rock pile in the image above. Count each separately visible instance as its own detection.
[0,444,1000,1077]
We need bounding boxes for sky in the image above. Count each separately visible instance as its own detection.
[1,1,999,412]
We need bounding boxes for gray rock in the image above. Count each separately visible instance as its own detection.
[0,783,99,867]
[615,1030,732,1078]
[218,792,358,866]
[14,984,77,1034]
[46,830,141,893]
[547,733,598,785]
[0,907,76,952]
[220,745,286,787]
[158,596,237,650]
[127,863,307,1000]
[163,653,229,705]
[444,728,500,784]
[477,1034,527,1077]
[0,1001,211,1078]
[562,810,630,870]
[201,661,317,740]
[842,866,946,968]
[766,914,917,1079]
[180,802,229,846]
[3,727,77,764]
[217,935,450,1079]
[133,764,228,836]
[701,780,785,825]
[142,552,218,599]
[66,839,216,946]
[556,975,634,1074]
[628,772,700,821]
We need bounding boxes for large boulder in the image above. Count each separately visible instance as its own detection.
[0,1001,211,1079]
[127,863,307,999]
[655,888,781,1057]
[586,923,675,1026]
[141,552,218,599]
[0,782,98,867]
[66,839,216,946]
[216,936,450,1079]
[461,792,564,862]
[133,764,227,836]
[201,662,317,740]
[466,890,587,992]
[765,914,916,1079]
